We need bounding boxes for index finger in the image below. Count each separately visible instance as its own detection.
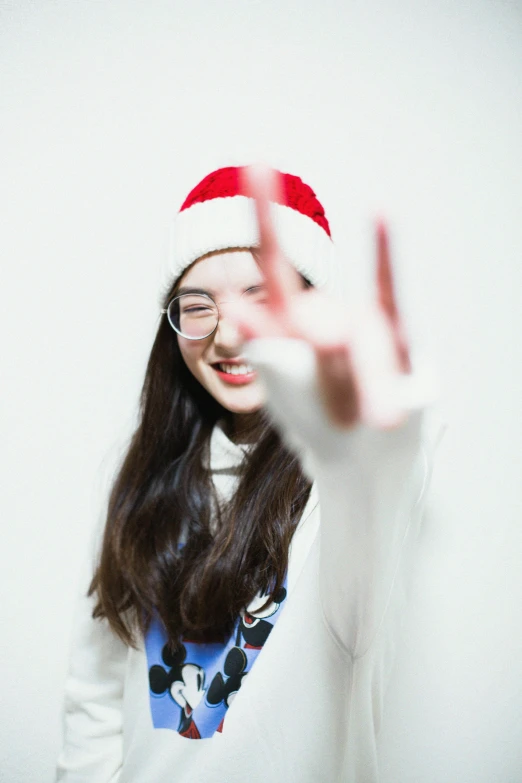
[241,164,296,315]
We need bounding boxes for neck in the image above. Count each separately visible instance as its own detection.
[222,411,264,445]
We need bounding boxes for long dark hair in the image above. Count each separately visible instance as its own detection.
[89,267,312,650]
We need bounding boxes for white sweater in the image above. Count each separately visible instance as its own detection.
[56,338,444,783]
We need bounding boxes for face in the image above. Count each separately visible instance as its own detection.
[175,249,267,414]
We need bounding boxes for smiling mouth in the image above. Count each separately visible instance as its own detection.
[211,362,257,384]
[214,362,254,376]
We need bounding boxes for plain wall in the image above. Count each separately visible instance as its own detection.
[1,1,521,781]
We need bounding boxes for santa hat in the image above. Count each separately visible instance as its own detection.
[169,166,337,288]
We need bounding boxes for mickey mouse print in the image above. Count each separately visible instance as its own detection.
[145,581,288,739]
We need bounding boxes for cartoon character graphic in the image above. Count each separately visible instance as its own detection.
[207,647,248,704]
[145,579,288,738]
[235,586,287,649]
[148,642,206,739]
[202,586,289,733]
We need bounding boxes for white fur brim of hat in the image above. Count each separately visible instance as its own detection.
[168,195,339,290]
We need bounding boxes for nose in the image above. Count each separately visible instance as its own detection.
[212,308,243,355]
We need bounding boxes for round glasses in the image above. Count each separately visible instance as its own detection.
[161,287,268,340]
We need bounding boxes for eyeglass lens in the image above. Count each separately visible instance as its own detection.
[168,294,218,339]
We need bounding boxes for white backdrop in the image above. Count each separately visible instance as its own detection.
[1,1,521,781]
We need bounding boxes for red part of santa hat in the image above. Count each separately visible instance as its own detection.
[169,165,336,288]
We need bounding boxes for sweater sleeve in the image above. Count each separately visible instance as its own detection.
[56,551,127,782]
[243,337,444,657]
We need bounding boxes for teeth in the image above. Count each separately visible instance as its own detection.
[218,363,254,375]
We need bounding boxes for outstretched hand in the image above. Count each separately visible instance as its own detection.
[232,164,415,431]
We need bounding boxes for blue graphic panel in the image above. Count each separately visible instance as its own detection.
[144,578,288,739]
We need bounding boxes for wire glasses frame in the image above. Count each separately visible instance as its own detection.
[161,287,267,341]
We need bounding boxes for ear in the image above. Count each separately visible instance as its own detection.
[273,587,287,604]
[224,646,248,677]
[206,672,227,706]
[162,642,187,669]
[149,664,170,695]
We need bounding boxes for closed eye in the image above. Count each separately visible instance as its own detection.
[244,285,268,303]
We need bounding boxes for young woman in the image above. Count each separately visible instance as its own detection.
[56,164,442,783]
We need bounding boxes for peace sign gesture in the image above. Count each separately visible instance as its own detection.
[232,165,417,431]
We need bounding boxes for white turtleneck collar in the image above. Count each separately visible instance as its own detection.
[209,421,251,474]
